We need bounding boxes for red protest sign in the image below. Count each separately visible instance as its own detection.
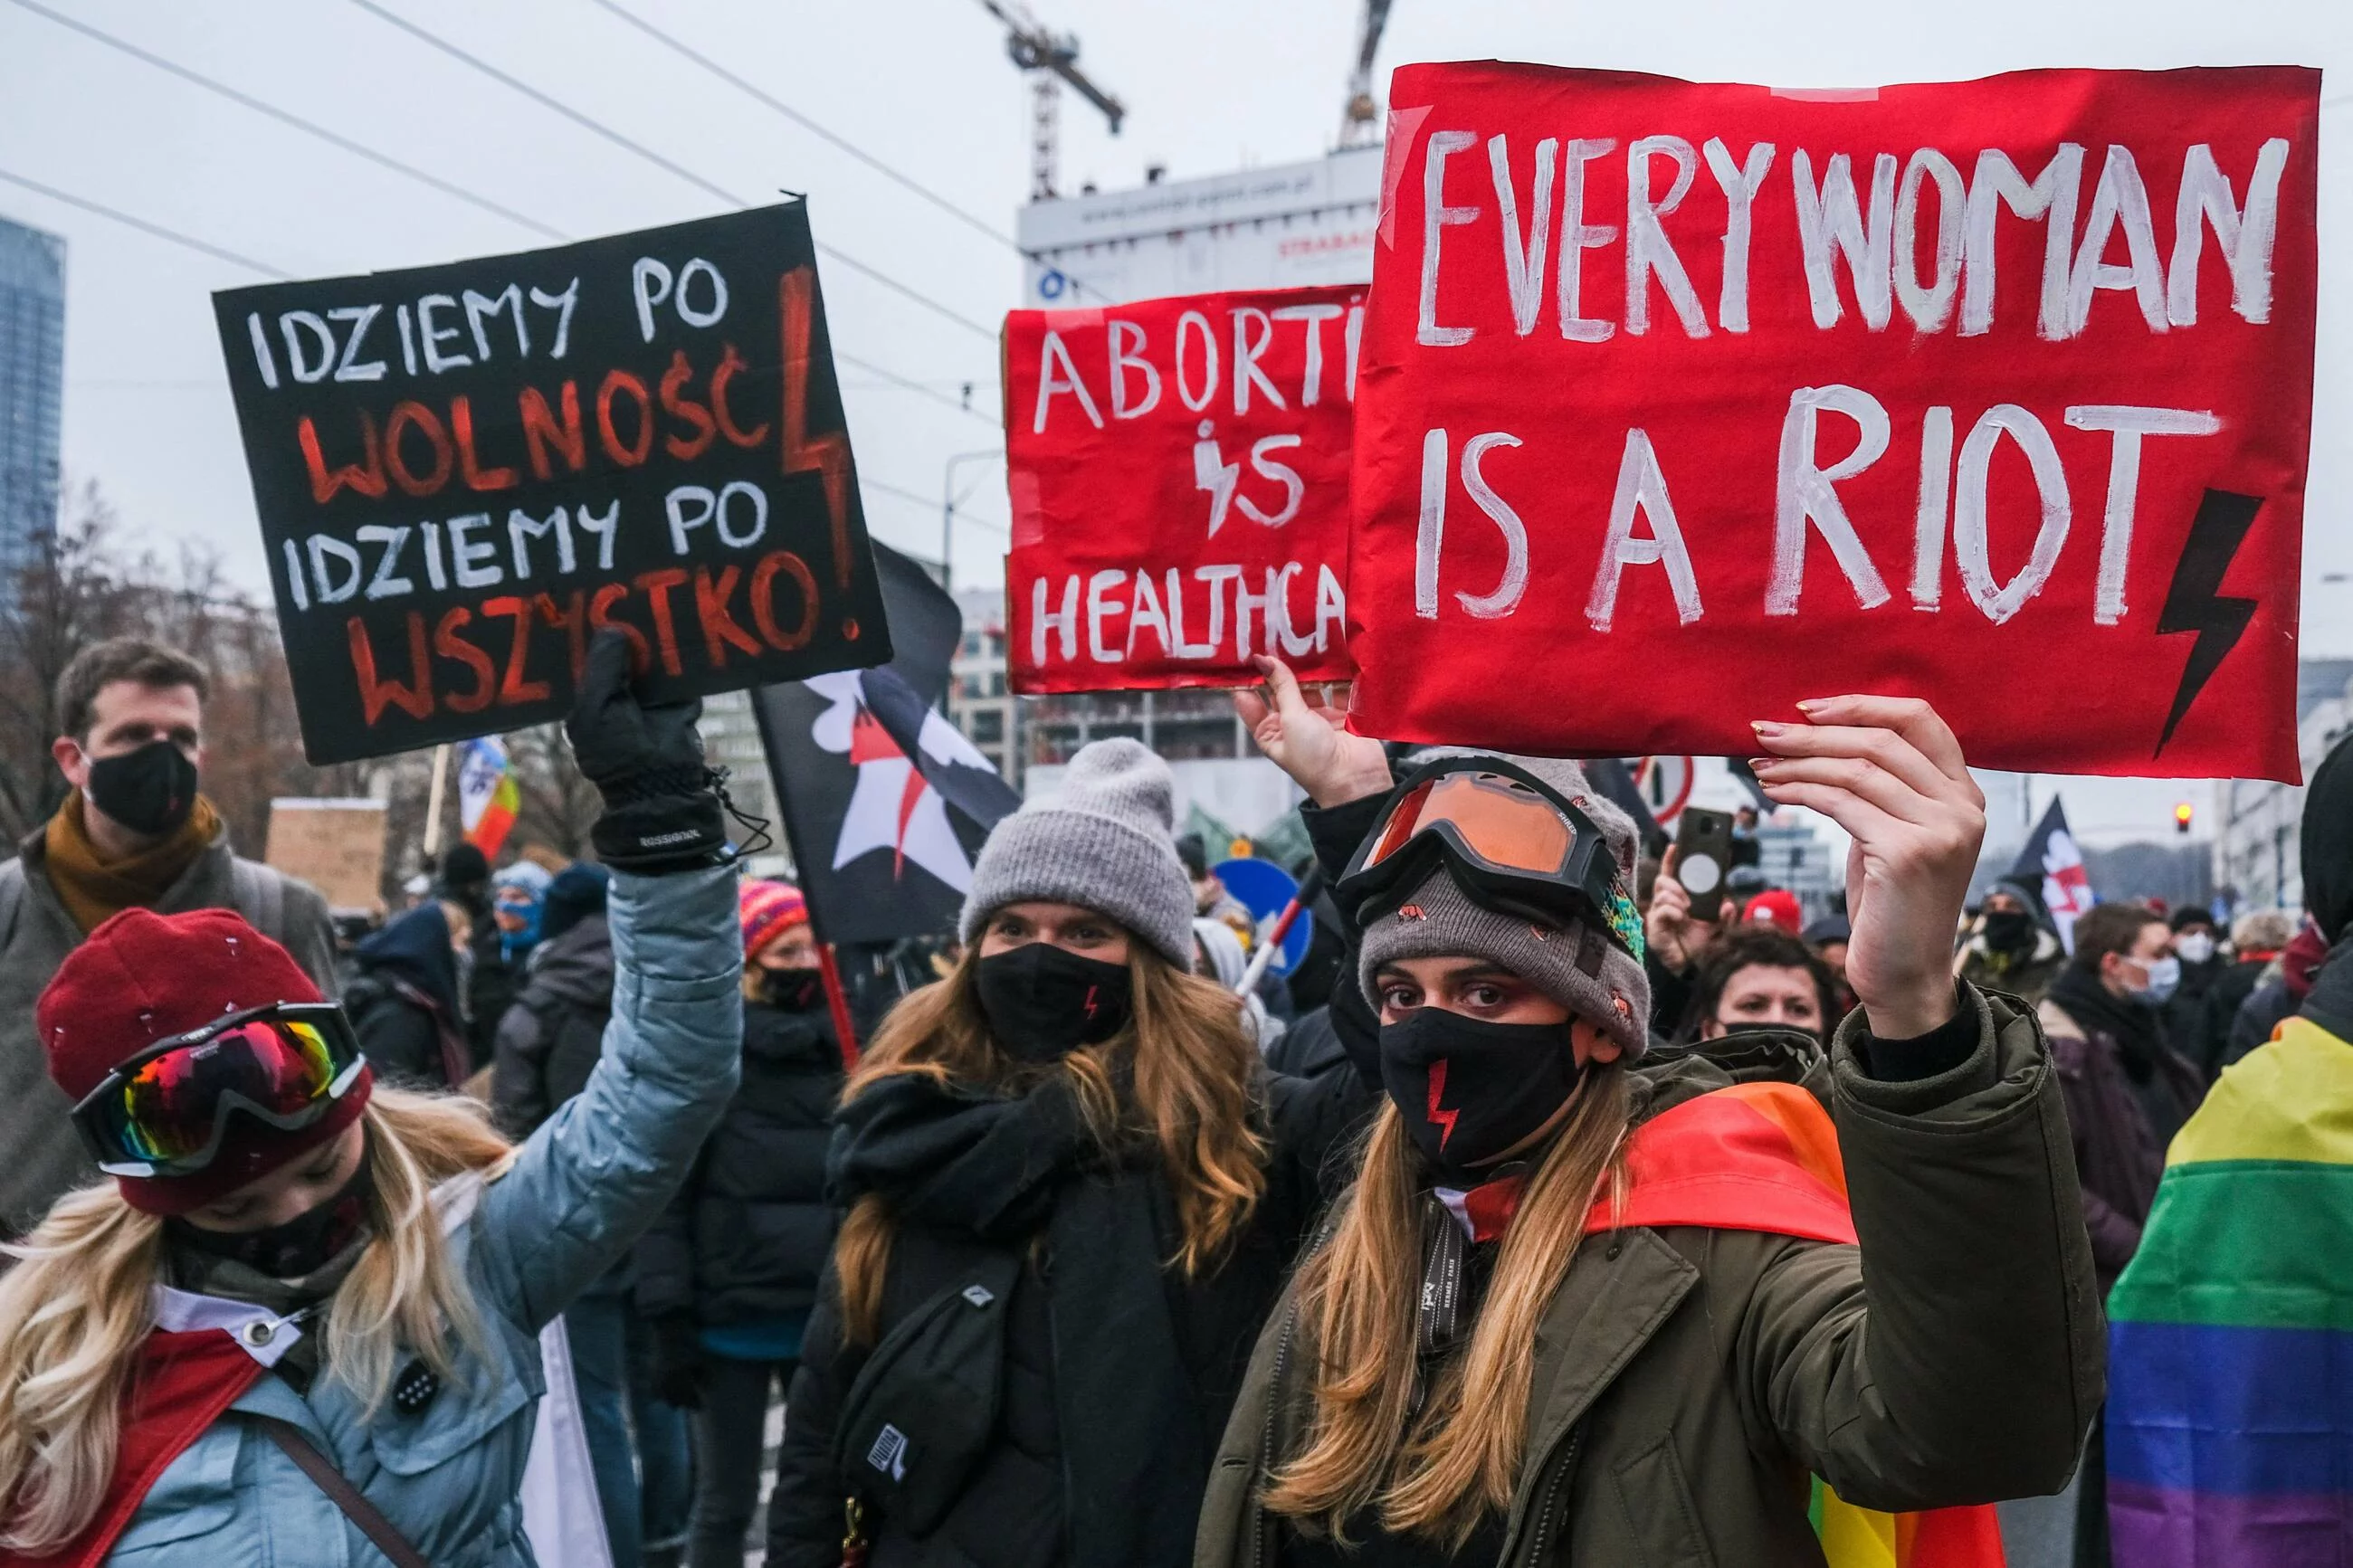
[1005,286,1362,693]
[1348,65,2316,782]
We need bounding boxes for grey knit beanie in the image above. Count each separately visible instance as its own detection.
[960,737,1197,967]
[1358,752,1652,1060]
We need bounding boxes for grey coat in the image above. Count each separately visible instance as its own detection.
[102,865,742,1565]
[0,821,338,1237]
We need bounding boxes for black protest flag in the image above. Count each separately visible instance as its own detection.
[750,545,1020,947]
[2007,796,2098,954]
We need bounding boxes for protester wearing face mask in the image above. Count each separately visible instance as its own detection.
[492,860,554,968]
[2159,907,2224,1065]
[639,880,845,1568]
[1958,880,2067,1003]
[1196,659,2099,1568]
[0,639,337,1237]
[1681,924,1842,1047]
[2040,902,2205,1296]
[0,630,747,1565]
[767,739,1377,1568]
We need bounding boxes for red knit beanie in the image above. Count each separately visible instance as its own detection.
[39,907,373,1216]
[738,880,810,965]
[1742,889,1805,936]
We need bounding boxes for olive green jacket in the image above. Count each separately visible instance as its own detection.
[1196,984,2103,1568]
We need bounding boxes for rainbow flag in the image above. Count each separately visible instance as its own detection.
[1589,1082,2006,1568]
[2104,1013,2353,1566]
[458,736,520,859]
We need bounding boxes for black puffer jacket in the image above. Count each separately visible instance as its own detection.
[767,801,1386,1568]
[635,998,843,1326]
[489,913,614,1135]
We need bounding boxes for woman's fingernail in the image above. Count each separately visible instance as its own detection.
[1796,698,1828,715]
[1752,720,1786,737]
[1748,756,1777,773]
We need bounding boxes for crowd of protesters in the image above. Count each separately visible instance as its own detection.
[0,633,2342,1568]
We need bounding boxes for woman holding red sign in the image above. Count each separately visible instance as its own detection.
[1194,658,2101,1568]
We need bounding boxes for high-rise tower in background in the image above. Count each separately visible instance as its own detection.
[0,215,66,584]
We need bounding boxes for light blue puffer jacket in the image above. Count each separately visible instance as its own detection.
[105,865,743,1566]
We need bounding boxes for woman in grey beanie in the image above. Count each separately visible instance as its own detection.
[767,737,1377,1568]
[1196,658,2101,1568]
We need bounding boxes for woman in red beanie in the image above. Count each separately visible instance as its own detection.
[0,632,748,1567]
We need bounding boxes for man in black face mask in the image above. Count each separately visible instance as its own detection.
[0,638,337,1236]
[1958,880,2066,1005]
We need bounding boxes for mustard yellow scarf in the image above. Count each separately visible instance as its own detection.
[43,791,222,935]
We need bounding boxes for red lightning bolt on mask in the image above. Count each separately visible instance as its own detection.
[1426,1058,1461,1150]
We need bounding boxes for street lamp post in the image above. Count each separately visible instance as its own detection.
[941,449,1004,592]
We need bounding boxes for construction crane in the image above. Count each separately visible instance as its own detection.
[1339,0,1395,147]
[976,0,1125,200]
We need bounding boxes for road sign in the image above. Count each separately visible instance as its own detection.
[1634,755,1696,830]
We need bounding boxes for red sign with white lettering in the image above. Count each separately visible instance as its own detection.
[1004,286,1362,693]
[1346,64,2316,782]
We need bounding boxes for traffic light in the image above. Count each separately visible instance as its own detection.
[2175,802,2195,836]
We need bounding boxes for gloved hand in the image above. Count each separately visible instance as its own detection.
[648,1312,707,1410]
[566,630,728,873]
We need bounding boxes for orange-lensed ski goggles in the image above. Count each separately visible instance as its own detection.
[70,1003,367,1178]
[1338,758,1645,960]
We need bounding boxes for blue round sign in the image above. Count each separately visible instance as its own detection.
[1037,268,1068,300]
[1212,858,1315,975]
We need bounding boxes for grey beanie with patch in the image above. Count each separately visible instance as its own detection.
[1358,752,1652,1060]
[960,737,1197,968]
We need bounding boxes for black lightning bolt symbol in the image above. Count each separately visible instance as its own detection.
[2153,489,2264,758]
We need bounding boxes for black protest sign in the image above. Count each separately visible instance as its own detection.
[214,203,891,765]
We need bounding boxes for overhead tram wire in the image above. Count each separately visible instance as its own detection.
[4,0,566,242]
[0,5,997,425]
[0,169,980,533]
[341,0,1000,343]
[576,0,1110,301]
[0,166,291,277]
[863,475,1009,534]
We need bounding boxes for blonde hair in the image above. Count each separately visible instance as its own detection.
[833,939,1268,1346]
[1263,1066,1632,1550]
[0,1088,510,1552]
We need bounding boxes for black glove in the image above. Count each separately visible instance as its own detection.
[648,1312,707,1410]
[566,631,729,873]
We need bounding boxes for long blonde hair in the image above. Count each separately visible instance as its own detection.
[0,1088,510,1553]
[1263,1065,1633,1550]
[833,940,1268,1346]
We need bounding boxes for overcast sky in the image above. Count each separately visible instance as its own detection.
[4,0,2346,848]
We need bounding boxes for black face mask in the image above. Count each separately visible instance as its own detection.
[1379,1009,1585,1187]
[86,739,199,837]
[759,967,824,1011]
[170,1145,375,1280]
[975,944,1133,1062]
[1983,908,2037,955]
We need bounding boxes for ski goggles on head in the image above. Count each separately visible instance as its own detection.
[70,1003,367,1179]
[1337,757,1646,961]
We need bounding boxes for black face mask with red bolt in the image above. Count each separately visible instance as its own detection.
[974,944,1134,1062]
[1377,1009,1586,1189]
